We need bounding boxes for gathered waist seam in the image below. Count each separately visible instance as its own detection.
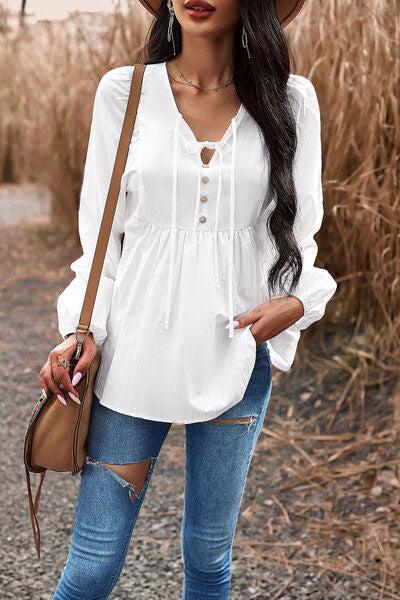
[131,214,266,233]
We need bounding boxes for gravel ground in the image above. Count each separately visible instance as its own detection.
[0,186,399,599]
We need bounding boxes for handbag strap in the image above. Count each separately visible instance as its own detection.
[25,467,46,559]
[25,65,145,561]
[75,63,146,357]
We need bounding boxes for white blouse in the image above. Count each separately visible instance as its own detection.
[57,61,337,424]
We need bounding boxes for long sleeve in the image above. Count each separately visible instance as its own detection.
[57,66,133,346]
[280,76,337,331]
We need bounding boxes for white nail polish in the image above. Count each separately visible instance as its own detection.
[68,392,81,404]
[57,394,67,405]
[71,372,82,386]
[225,320,240,329]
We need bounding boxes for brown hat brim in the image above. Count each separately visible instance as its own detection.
[138,0,307,28]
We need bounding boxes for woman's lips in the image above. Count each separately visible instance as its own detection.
[186,8,214,19]
[185,2,215,19]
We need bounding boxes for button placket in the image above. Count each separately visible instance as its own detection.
[183,131,240,338]
[184,139,228,231]
[199,171,209,225]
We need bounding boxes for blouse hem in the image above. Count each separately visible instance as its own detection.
[94,341,257,425]
[95,395,254,425]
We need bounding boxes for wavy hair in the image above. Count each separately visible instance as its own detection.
[136,0,302,297]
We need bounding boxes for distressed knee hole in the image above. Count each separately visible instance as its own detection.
[211,416,257,424]
[211,415,258,433]
[85,456,156,502]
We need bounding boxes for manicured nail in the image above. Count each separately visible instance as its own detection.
[68,392,81,405]
[57,394,67,405]
[225,320,240,329]
[71,372,82,386]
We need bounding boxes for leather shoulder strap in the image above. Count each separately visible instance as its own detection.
[75,63,146,350]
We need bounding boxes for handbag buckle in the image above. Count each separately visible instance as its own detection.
[74,324,89,361]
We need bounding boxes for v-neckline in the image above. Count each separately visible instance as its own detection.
[162,60,245,168]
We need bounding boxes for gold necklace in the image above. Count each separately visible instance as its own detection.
[168,61,234,93]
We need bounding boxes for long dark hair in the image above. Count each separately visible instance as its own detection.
[136,0,302,297]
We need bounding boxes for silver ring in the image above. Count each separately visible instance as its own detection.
[57,355,70,369]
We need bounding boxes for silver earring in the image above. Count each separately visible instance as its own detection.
[241,25,250,60]
[167,0,177,56]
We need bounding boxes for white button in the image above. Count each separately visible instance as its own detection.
[200,195,208,203]
[199,216,207,224]
[201,175,209,184]
[202,163,210,168]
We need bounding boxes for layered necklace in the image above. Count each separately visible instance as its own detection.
[167,60,234,93]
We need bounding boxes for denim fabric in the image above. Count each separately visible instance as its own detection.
[53,342,272,599]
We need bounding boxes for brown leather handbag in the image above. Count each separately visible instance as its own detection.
[23,63,146,560]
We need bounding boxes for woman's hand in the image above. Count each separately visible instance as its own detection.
[39,333,98,406]
[231,296,305,344]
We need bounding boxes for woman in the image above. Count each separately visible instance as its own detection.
[44,0,337,597]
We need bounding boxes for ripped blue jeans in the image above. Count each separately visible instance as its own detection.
[53,341,273,599]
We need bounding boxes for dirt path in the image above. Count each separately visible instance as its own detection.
[0,186,398,599]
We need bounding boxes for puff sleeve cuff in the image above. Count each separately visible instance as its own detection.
[284,77,337,331]
[57,68,132,346]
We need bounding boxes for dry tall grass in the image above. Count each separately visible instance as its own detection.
[289,0,399,412]
[0,3,150,230]
[0,0,398,407]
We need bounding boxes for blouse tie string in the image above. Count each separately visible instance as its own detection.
[164,113,238,339]
[163,113,182,330]
[227,116,237,338]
